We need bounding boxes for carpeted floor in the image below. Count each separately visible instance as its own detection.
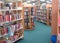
[17,21,51,43]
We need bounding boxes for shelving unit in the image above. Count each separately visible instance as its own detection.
[23,4,35,30]
[0,0,7,43]
[0,0,24,43]
[36,4,52,25]
[36,5,40,21]
[46,4,52,25]
[30,5,36,27]
[36,5,47,24]
[39,9,47,24]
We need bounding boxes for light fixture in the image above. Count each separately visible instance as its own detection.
[27,1,30,3]
[33,3,35,5]
[40,0,45,2]
[9,3,12,5]
[31,0,35,1]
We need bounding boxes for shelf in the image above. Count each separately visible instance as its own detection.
[16,27,23,31]
[12,18,22,22]
[0,7,22,11]
[0,18,22,25]
[0,1,24,43]
[13,35,23,42]
[5,0,22,3]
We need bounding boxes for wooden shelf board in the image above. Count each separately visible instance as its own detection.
[16,27,23,32]
[0,7,23,11]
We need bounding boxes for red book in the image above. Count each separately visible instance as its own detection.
[17,23,20,29]
[5,15,10,22]
[2,28,5,35]
[0,15,3,22]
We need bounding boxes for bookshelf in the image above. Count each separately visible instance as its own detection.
[30,5,36,27]
[46,4,52,25]
[23,4,35,30]
[39,9,47,24]
[36,4,52,25]
[0,0,24,43]
[36,5,40,21]
[36,5,47,24]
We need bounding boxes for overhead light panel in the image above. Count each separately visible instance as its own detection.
[40,0,45,2]
[27,1,30,3]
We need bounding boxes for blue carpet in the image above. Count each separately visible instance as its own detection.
[17,21,51,43]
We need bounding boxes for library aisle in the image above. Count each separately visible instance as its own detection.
[17,21,51,43]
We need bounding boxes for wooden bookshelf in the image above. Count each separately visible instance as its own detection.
[46,4,52,25]
[36,5,40,21]
[40,9,47,24]
[36,4,52,25]
[30,5,36,27]
[36,6,47,24]
[0,1,24,43]
[23,4,35,30]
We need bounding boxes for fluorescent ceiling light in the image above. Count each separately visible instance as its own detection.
[31,0,35,1]
[27,1,30,3]
[33,3,35,5]
[40,0,45,2]
[9,3,12,5]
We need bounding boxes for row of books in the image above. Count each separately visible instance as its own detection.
[24,10,30,28]
[49,8,52,21]
[0,11,21,23]
[0,37,6,43]
[36,8,47,24]
[0,22,22,37]
[0,29,23,43]
[9,29,23,42]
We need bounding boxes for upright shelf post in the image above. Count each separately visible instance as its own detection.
[51,0,58,43]
[52,0,58,35]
